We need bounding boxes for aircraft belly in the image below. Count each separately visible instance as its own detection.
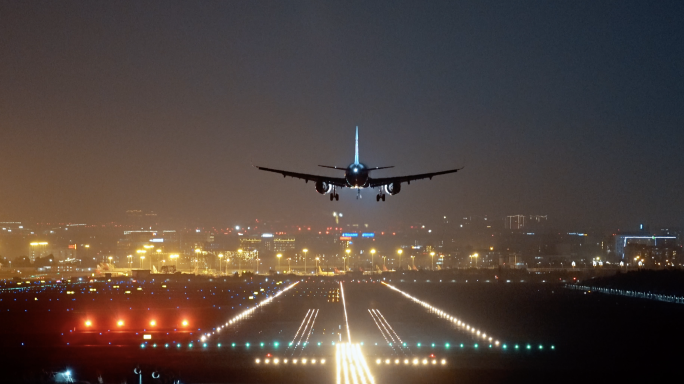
[345,175,369,188]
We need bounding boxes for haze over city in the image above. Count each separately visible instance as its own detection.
[2,1,683,230]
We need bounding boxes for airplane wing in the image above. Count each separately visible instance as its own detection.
[368,168,463,188]
[256,166,347,187]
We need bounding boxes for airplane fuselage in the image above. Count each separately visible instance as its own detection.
[345,163,369,188]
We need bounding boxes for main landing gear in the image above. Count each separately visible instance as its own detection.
[330,187,339,201]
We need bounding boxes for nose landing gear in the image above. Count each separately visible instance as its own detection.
[376,193,386,202]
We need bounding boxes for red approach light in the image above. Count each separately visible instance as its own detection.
[267,353,272,357]
[430,354,434,358]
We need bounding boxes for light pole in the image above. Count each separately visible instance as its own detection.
[397,249,403,270]
[218,253,224,275]
[345,248,351,271]
[382,255,386,269]
[411,255,415,269]
[303,249,308,275]
[237,249,243,273]
[430,252,435,271]
[108,256,113,266]
[315,257,320,275]
[470,253,479,268]
[136,250,146,269]
[370,249,376,279]
[170,254,178,269]
[127,255,133,272]
[287,258,291,273]
[277,253,282,272]
[194,248,202,273]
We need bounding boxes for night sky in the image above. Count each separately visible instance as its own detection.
[1,1,683,230]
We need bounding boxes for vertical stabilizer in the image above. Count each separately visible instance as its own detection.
[355,126,359,164]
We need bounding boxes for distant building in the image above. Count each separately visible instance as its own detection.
[240,234,296,252]
[506,215,525,230]
[614,234,678,263]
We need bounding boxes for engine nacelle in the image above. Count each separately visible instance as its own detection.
[383,183,401,195]
[315,181,334,195]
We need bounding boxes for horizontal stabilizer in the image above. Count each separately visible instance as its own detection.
[318,165,347,170]
[369,166,394,171]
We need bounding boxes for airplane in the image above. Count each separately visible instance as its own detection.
[256,127,462,201]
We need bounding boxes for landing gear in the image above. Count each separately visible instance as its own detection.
[330,187,340,201]
[356,189,362,199]
[376,193,386,202]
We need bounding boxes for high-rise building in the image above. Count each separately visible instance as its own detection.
[505,215,525,230]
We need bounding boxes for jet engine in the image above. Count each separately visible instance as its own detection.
[383,183,401,195]
[315,181,334,194]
